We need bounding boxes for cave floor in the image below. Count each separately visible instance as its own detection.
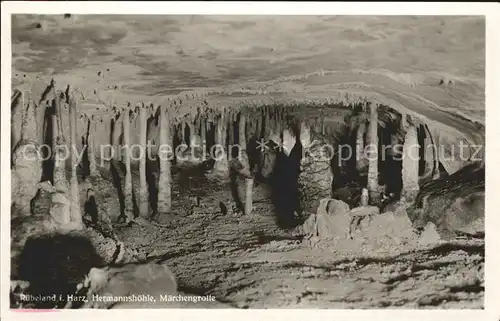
[110,171,484,309]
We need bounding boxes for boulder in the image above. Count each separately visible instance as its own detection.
[350,211,416,242]
[407,164,484,238]
[437,191,484,236]
[295,198,351,241]
[82,262,177,309]
[349,206,380,217]
[418,222,441,246]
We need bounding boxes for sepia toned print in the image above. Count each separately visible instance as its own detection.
[9,14,484,309]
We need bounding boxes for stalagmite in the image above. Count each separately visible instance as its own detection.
[367,102,380,203]
[122,106,134,221]
[356,122,367,171]
[157,105,172,213]
[214,110,229,175]
[138,105,149,218]
[245,176,254,215]
[297,119,333,215]
[11,93,43,217]
[401,123,420,202]
[360,188,369,206]
[51,88,68,191]
[68,94,83,229]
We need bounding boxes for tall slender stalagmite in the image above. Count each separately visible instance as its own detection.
[68,94,83,228]
[367,102,379,203]
[138,105,149,217]
[122,105,134,221]
[214,109,229,175]
[401,121,420,202]
[157,104,172,213]
[158,106,172,214]
[52,88,67,191]
[50,88,71,226]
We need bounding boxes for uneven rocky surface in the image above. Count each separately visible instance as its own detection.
[108,173,484,309]
[10,160,485,309]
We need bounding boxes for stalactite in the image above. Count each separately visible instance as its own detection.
[228,111,234,147]
[424,124,440,180]
[112,112,122,162]
[181,121,186,144]
[87,115,98,177]
[11,90,23,152]
[20,94,37,142]
[238,111,249,170]
[282,128,296,157]
[356,122,367,171]
[367,102,380,203]
[200,114,207,158]
[157,105,172,213]
[122,106,134,221]
[138,105,149,218]
[256,109,263,140]
[68,93,83,229]
[188,121,195,148]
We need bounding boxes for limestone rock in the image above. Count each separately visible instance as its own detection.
[11,141,43,217]
[350,206,380,217]
[408,164,484,238]
[82,262,177,309]
[84,228,121,265]
[261,148,276,179]
[352,211,416,242]
[83,176,120,228]
[296,198,351,241]
[10,216,57,279]
[298,141,333,213]
[437,191,484,236]
[318,198,350,216]
[418,222,441,246]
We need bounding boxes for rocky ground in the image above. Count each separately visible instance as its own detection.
[108,172,484,309]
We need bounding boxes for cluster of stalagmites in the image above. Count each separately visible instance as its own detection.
[10,79,484,308]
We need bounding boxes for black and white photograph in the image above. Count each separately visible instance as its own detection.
[1,2,499,318]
